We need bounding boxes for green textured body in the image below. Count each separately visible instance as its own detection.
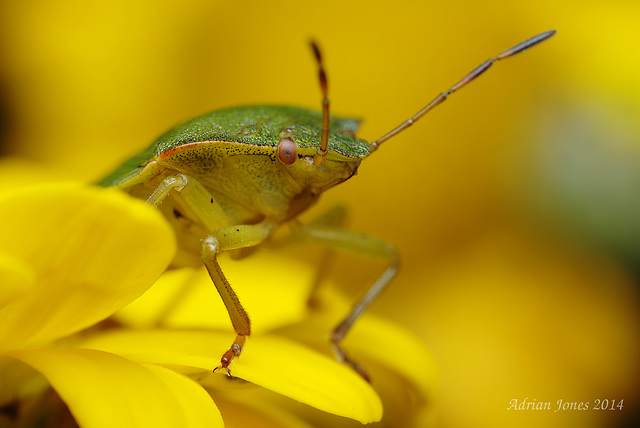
[99,105,372,266]
[99,105,370,188]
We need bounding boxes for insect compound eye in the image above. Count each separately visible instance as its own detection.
[277,137,297,165]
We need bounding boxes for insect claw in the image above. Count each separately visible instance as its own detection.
[213,335,246,376]
[213,365,232,377]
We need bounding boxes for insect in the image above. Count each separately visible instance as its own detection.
[99,30,556,380]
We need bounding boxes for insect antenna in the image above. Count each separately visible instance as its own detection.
[369,30,556,153]
[310,41,330,166]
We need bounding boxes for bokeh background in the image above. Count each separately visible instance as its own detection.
[1,1,639,427]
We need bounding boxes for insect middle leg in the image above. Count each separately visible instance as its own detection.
[299,222,398,381]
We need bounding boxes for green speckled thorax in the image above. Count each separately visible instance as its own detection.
[99,105,369,188]
[155,106,369,156]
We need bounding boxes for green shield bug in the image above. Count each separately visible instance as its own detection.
[99,30,556,380]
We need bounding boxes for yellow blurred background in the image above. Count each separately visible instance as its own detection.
[1,1,639,427]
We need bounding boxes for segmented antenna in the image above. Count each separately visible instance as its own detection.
[369,30,556,152]
[311,41,330,166]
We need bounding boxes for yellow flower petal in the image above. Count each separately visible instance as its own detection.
[81,329,383,424]
[142,364,224,428]
[232,335,382,424]
[116,252,315,334]
[342,313,438,427]
[0,356,48,406]
[278,285,437,426]
[0,251,35,307]
[0,183,176,350]
[0,157,64,187]
[7,348,222,428]
[214,392,315,428]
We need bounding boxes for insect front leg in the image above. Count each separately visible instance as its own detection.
[200,223,273,375]
[145,172,273,375]
[145,172,231,229]
[299,223,398,382]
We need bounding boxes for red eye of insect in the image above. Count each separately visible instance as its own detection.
[277,137,297,165]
